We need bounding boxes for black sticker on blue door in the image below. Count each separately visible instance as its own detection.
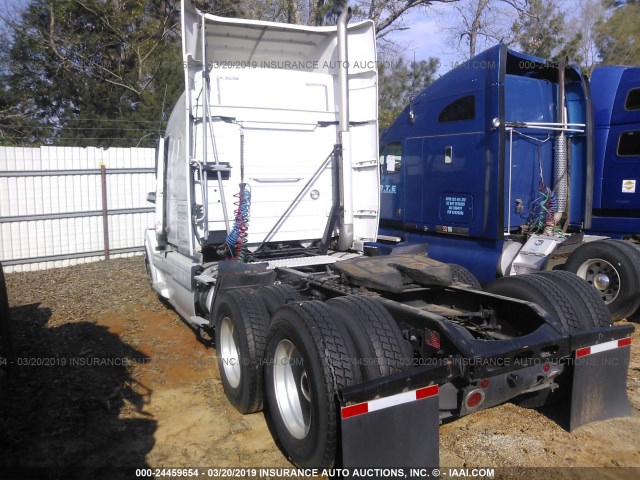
[440,193,473,223]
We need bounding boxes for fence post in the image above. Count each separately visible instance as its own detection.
[101,163,110,260]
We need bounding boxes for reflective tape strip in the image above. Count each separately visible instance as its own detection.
[576,337,632,358]
[341,385,439,420]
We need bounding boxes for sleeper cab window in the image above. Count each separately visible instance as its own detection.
[438,95,476,123]
[625,88,640,111]
[618,130,640,157]
[381,142,403,173]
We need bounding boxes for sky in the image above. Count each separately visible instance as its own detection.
[385,0,579,77]
[385,2,458,76]
[0,0,585,78]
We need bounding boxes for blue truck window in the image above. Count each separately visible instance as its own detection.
[438,95,475,122]
[618,130,640,157]
[383,142,403,173]
[625,88,640,111]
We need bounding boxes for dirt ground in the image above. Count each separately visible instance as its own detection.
[1,257,639,479]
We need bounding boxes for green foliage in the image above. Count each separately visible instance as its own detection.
[0,0,442,145]
[316,0,349,25]
[240,0,347,26]
[596,0,640,66]
[511,0,565,59]
[379,57,439,131]
[193,0,245,16]
[554,32,584,68]
[1,0,185,147]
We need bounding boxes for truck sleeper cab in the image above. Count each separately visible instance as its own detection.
[145,2,634,470]
[378,45,640,321]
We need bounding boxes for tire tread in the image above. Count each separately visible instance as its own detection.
[449,264,482,290]
[328,296,410,379]
[265,301,359,468]
[486,274,582,333]
[214,288,269,414]
[536,270,611,329]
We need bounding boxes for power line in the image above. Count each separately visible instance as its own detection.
[58,118,169,124]
[0,136,157,141]
[0,124,163,132]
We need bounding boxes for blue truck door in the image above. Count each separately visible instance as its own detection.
[418,94,484,236]
[379,137,426,235]
[380,141,407,229]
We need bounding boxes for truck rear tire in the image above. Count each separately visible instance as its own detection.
[535,270,611,328]
[212,288,270,414]
[449,264,482,289]
[257,285,303,316]
[564,239,640,321]
[327,295,412,380]
[485,274,582,333]
[264,301,361,468]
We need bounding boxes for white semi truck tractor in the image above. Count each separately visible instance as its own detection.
[144,0,634,470]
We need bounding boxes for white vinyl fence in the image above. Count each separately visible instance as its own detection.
[0,146,156,273]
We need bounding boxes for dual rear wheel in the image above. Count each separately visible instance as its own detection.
[213,265,611,467]
[211,286,412,467]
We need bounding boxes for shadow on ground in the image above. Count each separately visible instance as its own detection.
[0,303,155,480]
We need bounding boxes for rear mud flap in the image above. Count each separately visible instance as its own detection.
[340,385,439,471]
[569,338,632,431]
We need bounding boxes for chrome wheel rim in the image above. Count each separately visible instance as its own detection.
[220,317,241,389]
[273,339,311,440]
[577,258,621,304]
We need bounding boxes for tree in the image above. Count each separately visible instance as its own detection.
[0,0,449,145]
[596,0,640,66]
[561,0,606,76]
[241,0,347,26]
[242,1,460,37]
[352,0,459,38]
[378,56,439,131]
[0,0,185,147]
[510,0,567,59]
[442,0,585,62]
[442,0,524,59]
[193,0,244,16]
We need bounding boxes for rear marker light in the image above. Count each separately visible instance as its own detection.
[542,363,551,373]
[465,389,485,409]
[576,337,632,358]
[424,329,441,349]
[480,378,490,389]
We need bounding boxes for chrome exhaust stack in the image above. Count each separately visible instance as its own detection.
[336,7,354,251]
[554,64,568,225]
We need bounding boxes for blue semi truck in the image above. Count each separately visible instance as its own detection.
[376,45,640,321]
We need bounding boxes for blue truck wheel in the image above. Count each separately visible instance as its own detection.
[485,274,581,333]
[564,240,640,321]
[449,264,482,290]
[535,270,611,328]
